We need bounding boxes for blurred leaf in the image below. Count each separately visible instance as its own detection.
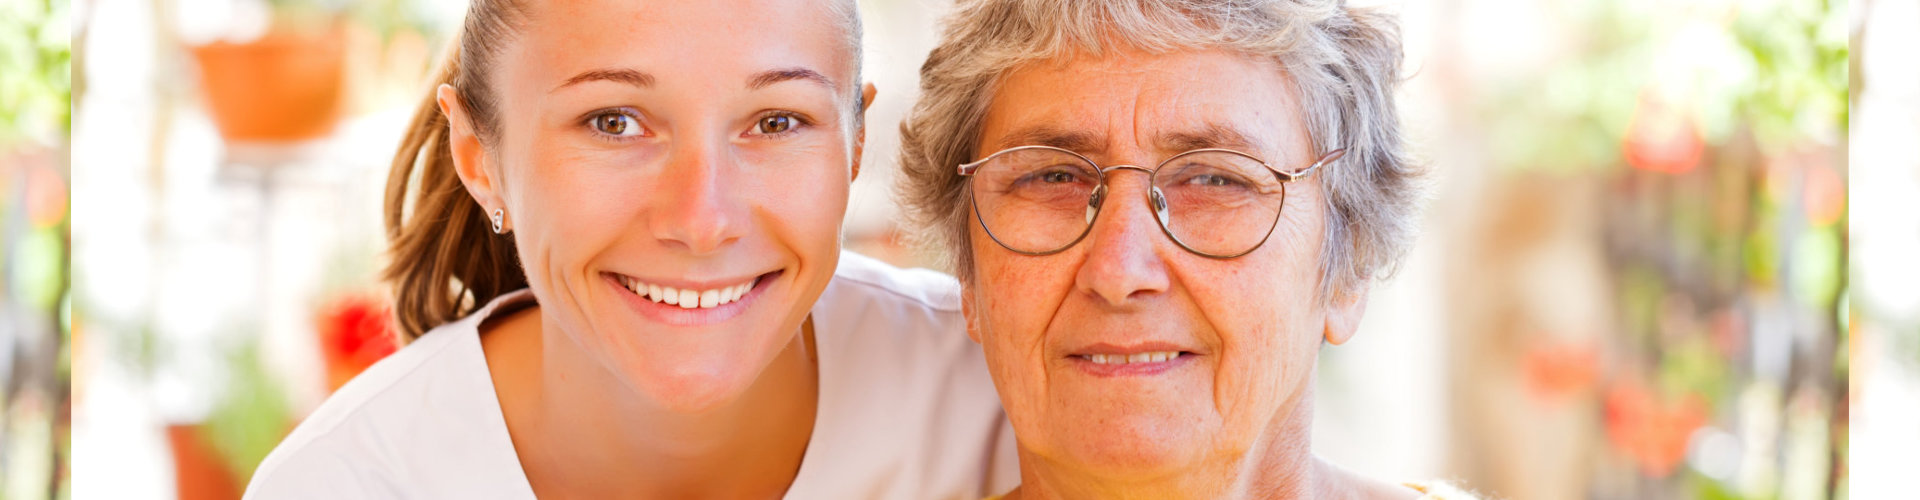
[0,0,71,146]
[202,336,294,485]
[9,226,66,310]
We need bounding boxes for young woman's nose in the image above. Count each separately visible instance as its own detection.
[649,138,747,255]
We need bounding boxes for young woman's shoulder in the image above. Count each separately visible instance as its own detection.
[243,292,536,500]
[822,250,964,314]
[794,252,1019,498]
[813,251,977,362]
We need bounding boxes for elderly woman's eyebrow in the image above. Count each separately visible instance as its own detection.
[994,125,1106,155]
[1157,124,1268,154]
[747,67,836,91]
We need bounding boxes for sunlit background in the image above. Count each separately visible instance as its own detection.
[18,0,1905,497]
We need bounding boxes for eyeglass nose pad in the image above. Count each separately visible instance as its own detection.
[1149,187,1171,226]
[1087,185,1107,224]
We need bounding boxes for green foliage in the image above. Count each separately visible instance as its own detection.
[1483,0,1848,171]
[202,335,294,485]
[0,0,71,146]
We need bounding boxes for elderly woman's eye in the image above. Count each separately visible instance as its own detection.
[589,111,643,137]
[1188,174,1245,187]
[1040,171,1078,183]
[1013,166,1092,188]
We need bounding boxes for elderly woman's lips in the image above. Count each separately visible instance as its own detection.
[1078,351,1185,364]
[1068,350,1195,377]
[1069,341,1195,357]
[1065,341,1198,376]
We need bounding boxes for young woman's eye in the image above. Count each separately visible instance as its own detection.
[750,112,806,136]
[589,111,643,137]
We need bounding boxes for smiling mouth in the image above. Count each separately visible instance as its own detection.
[1074,351,1191,364]
[610,271,776,310]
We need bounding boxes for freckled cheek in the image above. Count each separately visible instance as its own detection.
[970,262,1067,399]
[975,255,1071,338]
[751,168,850,264]
[520,165,634,243]
[1192,247,1318,404]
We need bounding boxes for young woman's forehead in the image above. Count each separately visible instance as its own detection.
[509,0,858,88]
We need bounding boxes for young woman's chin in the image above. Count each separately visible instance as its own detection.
[633,362,763,414]
[587,334,780,414]
[583,279,805,415]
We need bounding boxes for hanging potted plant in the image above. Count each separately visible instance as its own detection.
[186,0,349,143]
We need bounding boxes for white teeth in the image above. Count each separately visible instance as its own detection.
[1084,351,1182,365]
[621,275,761,310]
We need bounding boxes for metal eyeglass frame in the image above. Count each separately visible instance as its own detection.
[957,145,1347,259]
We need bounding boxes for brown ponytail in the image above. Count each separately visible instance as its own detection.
[383,0,529,343]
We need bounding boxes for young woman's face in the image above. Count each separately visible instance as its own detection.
[459,0,863,412]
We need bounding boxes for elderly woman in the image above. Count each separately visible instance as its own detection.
[898,0,1470,498]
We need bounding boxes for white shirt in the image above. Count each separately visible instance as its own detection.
[245,252,1018,499]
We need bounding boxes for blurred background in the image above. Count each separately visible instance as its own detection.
[18,0,1901,497]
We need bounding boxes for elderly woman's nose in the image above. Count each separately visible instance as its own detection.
[1073,172,1172,306]
[648,140,746,255]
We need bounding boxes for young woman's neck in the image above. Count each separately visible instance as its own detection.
[481,306,819,498]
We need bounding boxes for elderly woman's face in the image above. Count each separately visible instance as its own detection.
[964,48,1359,477]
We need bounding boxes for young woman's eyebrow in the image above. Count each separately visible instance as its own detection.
[747,67,835,91]
[548,67,832,94]
[552,68,656,93]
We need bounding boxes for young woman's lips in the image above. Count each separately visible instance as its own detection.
[603,270,782,327]
[1066,342,1198,377]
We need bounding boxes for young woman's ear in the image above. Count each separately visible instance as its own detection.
[437,84,508,229]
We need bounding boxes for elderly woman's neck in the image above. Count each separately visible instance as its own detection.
[1009,390,1376,500]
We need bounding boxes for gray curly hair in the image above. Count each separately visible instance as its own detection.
[894,0,1425,301]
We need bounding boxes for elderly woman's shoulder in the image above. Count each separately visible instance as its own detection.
[1402,480,1489,500]
[1322,461,1485,500]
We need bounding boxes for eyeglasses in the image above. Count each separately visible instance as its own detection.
[958,146,1344,259]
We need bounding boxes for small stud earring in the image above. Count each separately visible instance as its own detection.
[490,208,506,234]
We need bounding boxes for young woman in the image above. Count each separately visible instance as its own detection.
[244,0,1015,498]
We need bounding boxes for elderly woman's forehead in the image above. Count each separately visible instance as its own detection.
[983,122,1280,159]
[979,50,1304,159]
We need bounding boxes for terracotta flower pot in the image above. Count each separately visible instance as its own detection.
[166,424,242,500]
[189,21,347,142]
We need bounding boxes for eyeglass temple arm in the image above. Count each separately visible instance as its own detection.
[958,158,985,176]
[1277,148,1347,182]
